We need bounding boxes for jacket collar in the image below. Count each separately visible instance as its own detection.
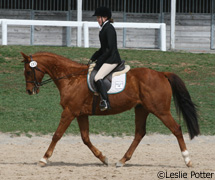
[100,20,109,31]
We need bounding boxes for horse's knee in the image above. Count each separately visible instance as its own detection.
[142,130,146,137]
[135,129,146,140]
[52,133,62,142]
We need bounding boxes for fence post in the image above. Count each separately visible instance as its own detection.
[158,0,164,49]
[66,0,72,47]
[83,22,89,48]
[159,0,164,23]
[30,10,35,46]
[77,0,82,47]
[123,0,127,48]
[66,11,71,47]
[2,20,7,45]
[160,23,166,51]
[211,0,214,49]
[171,0,176,50]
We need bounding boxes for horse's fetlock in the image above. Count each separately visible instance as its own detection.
[97,152,104,159]
[124,154,132,161]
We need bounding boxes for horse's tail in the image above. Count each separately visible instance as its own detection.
[163,72,200,139]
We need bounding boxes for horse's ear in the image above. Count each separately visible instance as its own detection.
[20,52,29,62]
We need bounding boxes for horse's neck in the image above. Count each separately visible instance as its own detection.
[39,55,73,75]
[39,55,87,86]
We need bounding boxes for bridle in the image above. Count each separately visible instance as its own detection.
[25,55,46,88]
[25,55,89,88]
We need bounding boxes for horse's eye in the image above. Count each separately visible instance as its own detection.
[26,71,32,76]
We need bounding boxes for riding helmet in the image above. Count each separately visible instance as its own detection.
[92,7,112,19]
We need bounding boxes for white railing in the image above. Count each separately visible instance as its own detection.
[0,19,166,51]
[83,22,166,51]
[0,19,83,46]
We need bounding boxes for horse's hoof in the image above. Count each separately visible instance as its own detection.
[103,157,108,166]
[186,161,192,167]
[38,161,46,167]
[116,161,125,168]
[38,158,47,167]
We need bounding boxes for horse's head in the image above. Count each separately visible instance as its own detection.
[21,52,45,95]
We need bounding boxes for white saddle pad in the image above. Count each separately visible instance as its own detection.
[87,63,130,94]
[87,73,126,94]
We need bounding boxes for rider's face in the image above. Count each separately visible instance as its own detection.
[97,16,107,26]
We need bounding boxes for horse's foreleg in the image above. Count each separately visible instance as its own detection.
[39,107,74,166]
[156,112,192,167]
[117,105,148,167]
[77,115,108,165]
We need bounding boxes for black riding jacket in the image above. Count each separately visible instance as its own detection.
[90,21,122,70]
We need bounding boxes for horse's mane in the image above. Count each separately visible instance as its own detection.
[33,52,87,67]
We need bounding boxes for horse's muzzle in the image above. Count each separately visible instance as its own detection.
[26,87,38,95]
[26,89,33,95]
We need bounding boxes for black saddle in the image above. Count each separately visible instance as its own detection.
[89,61,126,92]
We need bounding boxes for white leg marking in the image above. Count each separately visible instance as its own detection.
[182,150,191,165]
[39,158,47,164]
[116,161,124,168]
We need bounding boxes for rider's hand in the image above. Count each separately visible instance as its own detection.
[88,59,94,65]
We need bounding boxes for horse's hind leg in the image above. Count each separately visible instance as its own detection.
[39,107,75,166]
[156,112,192,167]
[116,105,149,167]
[77,115,108,165]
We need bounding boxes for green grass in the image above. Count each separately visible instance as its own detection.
[0,45,215,136]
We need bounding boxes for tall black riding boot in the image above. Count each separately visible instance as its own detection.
[95,79,111,111]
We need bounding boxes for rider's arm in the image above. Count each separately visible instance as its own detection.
[90,48,103,62]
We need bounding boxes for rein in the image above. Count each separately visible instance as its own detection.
[26,55,88,87]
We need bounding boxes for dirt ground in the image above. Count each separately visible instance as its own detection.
[0,133,214,180]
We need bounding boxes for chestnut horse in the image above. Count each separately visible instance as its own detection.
[21,52,199,167]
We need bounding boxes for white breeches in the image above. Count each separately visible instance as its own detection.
[94,63,118,82]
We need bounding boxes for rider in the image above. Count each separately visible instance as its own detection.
[91,7,122,111]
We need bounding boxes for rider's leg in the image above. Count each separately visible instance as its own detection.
[94,63,118,111]
[95,79,110,111]
[94,63,118,82]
